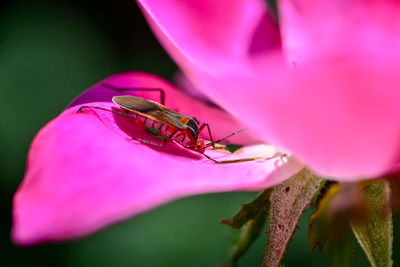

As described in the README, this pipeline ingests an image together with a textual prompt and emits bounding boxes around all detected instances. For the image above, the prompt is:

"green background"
[0,0,398,266]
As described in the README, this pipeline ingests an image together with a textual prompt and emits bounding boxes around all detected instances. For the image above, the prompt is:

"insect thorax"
[186,118,199,137]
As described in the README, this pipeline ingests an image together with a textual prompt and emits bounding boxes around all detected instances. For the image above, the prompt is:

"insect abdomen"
[136,114,192,146]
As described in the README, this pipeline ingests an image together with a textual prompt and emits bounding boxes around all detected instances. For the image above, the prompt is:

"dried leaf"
[263,168,324,267]
[350,180,392,267]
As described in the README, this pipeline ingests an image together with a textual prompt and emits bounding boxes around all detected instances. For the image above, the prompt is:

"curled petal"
[137,0,281,76]
[12,102,302,245]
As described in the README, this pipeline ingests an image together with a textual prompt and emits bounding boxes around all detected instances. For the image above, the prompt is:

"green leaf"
[221,190,271,266]
[223,209,268,267]
[308,183,360,267]
[350,180,392,267]
[387,176,400,212]
[263,168,324,267]
[328,233,353,267]
[221,189,271,230]
[308,182,367,251]
[308,184,341,252]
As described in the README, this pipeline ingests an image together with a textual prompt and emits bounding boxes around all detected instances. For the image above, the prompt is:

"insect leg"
[103,83,166,105]
[198,123,216,148]
[202,153,283,164]
[201,153,221,163]
[201,152,259,164]
[198,123,246,149]
[204,128,246,148]
[77,105,137,119]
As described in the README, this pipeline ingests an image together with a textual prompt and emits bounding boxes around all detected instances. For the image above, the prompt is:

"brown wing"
[113,95,159,113]
[146,110,187,129]
[158,105,192,119]
[112,95,188,130]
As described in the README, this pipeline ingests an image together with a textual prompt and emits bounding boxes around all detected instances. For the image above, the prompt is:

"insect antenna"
[204,128,246,148]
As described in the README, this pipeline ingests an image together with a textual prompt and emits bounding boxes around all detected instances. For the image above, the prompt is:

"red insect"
[78,84,244,163]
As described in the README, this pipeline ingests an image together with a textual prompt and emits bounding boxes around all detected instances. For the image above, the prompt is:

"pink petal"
[278,0,400,64]
[138,1,400,179]
[12,102,302,245]
[137,0,281,76]
[173,70,211,103]
[217,56,400,180]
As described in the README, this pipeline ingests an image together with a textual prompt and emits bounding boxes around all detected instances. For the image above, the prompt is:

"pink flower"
[13,0,400,246]
[137,0,400,178]
[12,72,302,245]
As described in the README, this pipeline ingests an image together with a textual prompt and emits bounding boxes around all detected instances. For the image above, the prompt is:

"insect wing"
[112,95,187,130]
[149,109,187,130]
[113,95,159,113]
[158,105,192,119]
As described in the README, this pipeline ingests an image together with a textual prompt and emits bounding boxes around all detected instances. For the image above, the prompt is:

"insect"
[77,85,245,163]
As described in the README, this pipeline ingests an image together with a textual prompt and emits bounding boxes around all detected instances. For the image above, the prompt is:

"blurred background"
[0,0,398,266]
